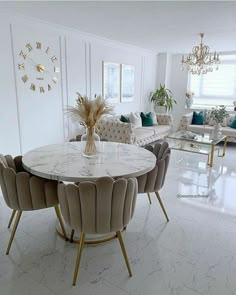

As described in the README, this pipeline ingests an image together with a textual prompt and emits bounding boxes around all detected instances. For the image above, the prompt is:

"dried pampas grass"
[66,93,113,156]
[67,93,113,128]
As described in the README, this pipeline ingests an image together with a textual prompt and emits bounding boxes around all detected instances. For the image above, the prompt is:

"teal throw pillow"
[192,111,204,125]
[140,112,154,126]
[230,116,236,129]
[120,115,131,123]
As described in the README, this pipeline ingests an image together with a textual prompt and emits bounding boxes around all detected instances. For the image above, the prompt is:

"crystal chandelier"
[181,33,220,75]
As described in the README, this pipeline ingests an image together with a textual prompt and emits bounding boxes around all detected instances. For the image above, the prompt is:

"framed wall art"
[121,64,135,102]
[102,62,120,104]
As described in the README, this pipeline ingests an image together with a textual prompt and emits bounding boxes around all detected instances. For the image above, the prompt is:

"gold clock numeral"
[52,77,58,84]
[22,75,28,83]
[39,86,45,93]
[51,56,57,63]
[18,63,25,70]
[54,67,60,73]
[36,42,41,49]
[48,84,51,91]
[30,83,36,91]
[26,43,33,52]
[19,50,27,59]
[46,47,50,54]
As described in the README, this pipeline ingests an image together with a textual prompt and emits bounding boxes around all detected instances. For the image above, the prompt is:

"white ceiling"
[2,1,236,53]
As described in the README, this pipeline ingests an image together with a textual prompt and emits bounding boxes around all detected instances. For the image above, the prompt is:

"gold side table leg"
[208,144,214,168]
[218,136,228,157]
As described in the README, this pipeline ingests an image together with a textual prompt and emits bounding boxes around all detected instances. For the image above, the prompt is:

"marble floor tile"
[0,144,236,294]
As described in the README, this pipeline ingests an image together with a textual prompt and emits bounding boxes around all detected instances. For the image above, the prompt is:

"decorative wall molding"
[0,12,157,155]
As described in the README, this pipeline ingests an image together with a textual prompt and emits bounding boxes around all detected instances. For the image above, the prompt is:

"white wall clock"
[17,42,60,93]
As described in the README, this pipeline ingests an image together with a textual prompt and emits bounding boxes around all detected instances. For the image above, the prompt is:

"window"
[188,54,236,108]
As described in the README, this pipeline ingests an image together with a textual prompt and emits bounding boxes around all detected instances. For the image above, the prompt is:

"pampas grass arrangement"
[67,93,113,156]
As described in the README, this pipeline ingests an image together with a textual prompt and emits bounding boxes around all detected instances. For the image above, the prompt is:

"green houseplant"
[209,105,229,124]
[209,105,229,139]
[150,84,176,113]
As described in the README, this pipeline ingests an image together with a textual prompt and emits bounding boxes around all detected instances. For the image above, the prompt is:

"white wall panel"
[0,19,21,156]
[0,12,157,154]
[90,40,143,115]
[11,23,64,153]
[65,35,87,139]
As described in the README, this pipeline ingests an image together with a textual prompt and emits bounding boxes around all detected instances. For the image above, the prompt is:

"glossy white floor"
[0,144,236,295]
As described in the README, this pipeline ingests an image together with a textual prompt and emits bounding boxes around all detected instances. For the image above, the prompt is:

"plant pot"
[186,97,193,108]
[154,105,166,114]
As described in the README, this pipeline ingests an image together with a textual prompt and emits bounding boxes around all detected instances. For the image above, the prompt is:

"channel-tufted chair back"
[137,142,171,193]
[136,142,171,222]
[0,154,67,254]
[58,177,137,234]
[0,154,58,210]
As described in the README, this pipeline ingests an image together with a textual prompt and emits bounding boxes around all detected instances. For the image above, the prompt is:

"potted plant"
[209,105,229,139]
[150,84,176,113]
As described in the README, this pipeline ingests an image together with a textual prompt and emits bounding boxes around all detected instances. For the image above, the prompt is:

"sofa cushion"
[134,127,155,141]
[134,125,170,142]
[141,112,154,126]
[187,124,214,133]
[192,111,204,125]
[120,115,131,123]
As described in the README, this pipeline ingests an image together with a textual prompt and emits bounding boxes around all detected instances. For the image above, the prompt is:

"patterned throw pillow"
[140,112,154,126]
[192,111,204,125]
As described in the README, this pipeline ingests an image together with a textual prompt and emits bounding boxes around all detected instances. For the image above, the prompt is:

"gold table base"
[56,225,121,245]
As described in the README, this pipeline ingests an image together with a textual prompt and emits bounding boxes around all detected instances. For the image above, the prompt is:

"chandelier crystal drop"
[181,33,220,75]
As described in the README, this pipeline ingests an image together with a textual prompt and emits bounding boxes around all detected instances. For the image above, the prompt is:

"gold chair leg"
[7,209,17,228]
[155,191,169,222]
[54,205,68,241]
[147,193,152,204]
[6,210,22,255]
[116,230,132,277]
[70,229,75,243]
[73,232,85,286]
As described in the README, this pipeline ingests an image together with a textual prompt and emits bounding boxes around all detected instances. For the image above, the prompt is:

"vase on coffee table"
[212,123,222,140]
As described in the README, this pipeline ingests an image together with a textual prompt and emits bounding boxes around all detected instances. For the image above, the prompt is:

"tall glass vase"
[81,126,100,157]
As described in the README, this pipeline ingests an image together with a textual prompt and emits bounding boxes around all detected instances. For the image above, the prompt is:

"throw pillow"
[230,116,236,129]
[140,112,154,126]
[120,115,131,123]
[192,111,204,125]
[151,112,158,125]
[130,112,142,128]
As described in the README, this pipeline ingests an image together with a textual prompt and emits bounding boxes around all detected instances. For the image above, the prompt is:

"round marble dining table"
[22,141,156,182]
[22,142,156,243]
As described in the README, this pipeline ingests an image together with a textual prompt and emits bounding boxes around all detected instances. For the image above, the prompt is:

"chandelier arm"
[181,33,220,75]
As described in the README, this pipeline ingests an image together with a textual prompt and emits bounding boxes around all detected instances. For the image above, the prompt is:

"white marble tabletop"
[22,142,156,182]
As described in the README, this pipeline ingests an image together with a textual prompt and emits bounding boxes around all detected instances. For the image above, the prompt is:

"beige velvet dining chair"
[137,142,171,222]
[58,176,138,285]
[0,154,67,254]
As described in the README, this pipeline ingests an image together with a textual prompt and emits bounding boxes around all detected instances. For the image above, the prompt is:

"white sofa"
[96,113,173,146]
[179,111,236,143]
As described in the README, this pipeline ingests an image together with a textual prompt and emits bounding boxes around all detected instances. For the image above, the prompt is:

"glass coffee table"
[167,131,227,167]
